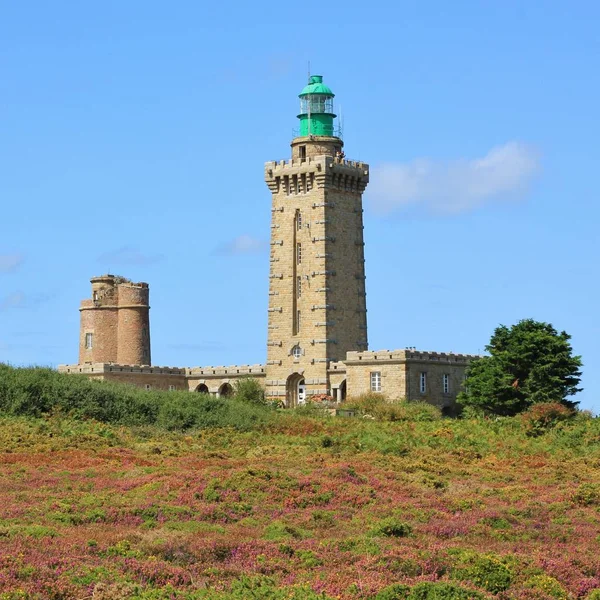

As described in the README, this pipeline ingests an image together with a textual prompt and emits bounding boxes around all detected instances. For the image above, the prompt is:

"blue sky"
[1,2,599,411]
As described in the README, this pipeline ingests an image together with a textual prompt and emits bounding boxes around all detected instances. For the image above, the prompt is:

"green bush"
[234,377,266,405]
[521,402,574,436]
[374,583,411,599]
[451,553,512,593]
[373,517,412,538]
[572,483,600,507]
[586,590,600,600]
[407,581,486,599]
[344,394,441,422]
[0,364,273,431]
[523,575,569,599]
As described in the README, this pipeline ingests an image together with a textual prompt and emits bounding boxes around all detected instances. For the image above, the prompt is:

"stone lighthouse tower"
[264,75,369,406]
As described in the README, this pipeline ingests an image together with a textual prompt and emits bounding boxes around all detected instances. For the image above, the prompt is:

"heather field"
[1,369,600,599]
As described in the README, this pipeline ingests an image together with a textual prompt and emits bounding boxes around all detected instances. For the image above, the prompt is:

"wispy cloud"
[0,253,24,273]
[97,246,164,266]
[0,291,52,312]
[0,291,26,311]
[214,235,268,256]
[368,142,541,215]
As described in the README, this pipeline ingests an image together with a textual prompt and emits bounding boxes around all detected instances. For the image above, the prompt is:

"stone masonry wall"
[264,137,369,405]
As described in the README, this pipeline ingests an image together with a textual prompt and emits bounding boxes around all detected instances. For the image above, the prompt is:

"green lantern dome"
[299,75,335,98]
[297,75,339,138]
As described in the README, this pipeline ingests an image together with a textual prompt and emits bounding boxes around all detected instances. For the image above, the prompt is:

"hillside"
[0,366,599,599]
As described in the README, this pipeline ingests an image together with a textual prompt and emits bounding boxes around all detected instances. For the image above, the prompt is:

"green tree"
[458,319,582,416]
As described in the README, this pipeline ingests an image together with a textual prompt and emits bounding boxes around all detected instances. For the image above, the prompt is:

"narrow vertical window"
[296,210,302,230]
[299,145,306,162]
[443,374,450,394]
[419,372,427,394]
[297,276,302,298]
[370,371,381,392]
[296,242,302,264]
[301,173,307,193]
[93,291,98,302]
[85,333,93,349]
[296,310,301,332]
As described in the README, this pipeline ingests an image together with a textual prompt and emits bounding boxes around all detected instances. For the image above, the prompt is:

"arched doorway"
[195,384,209,394]
[218,383,233,398]
[338,380,347,402]
[286,373,305,408]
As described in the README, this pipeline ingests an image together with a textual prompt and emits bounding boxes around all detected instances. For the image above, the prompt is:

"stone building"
[59,75,477,410]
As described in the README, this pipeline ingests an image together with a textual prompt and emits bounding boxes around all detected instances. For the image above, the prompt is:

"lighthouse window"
[296,243,302,265]
[297,276,302,298]
[296,210,302,230]
[292,345,302,359]
[85,333,93,349]
[299,145,306,162]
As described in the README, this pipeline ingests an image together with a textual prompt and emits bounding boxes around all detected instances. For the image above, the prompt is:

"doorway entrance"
[286,373,305,408]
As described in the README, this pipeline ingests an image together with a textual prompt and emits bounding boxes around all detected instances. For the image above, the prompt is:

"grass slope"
[0,366,600,599]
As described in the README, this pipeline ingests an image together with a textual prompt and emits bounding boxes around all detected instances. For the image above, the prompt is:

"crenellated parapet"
[345,349,479,365]
[185,364,265,377]
[59,363,185,376]
[265,156,369,194]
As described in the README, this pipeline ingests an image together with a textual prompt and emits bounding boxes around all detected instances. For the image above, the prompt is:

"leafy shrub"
[373,517,412,538]
[524,575,569,599]
[374,583,411,599]
[234,377,266,405]
[0,364,274,431]
[586,591,600,600]
[572,483,600,507]
[521,402,574,436]
[407,581,486,599]
[344,393,441,422]
[451,552,512,593]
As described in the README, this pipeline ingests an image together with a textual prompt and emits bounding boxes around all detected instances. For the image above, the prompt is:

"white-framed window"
[169,385,176,391]
[296,242,302,264]
[370,371,381,392]
[85,333,93,349]
[297,276,302,298]
[419,372,427,394]
[443,374,450,394]
[296,310,301,332]
[145,384,152,391]
[296,211,302,230]
[292,345,302,359]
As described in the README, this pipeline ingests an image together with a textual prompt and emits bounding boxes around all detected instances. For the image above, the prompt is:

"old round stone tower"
[78,275,151,366]
[264,75,370,406]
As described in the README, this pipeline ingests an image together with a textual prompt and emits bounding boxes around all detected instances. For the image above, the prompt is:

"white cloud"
[97,246,163,266]
[0,291,51,312]
[368,142,540,215]
[0,253,24,273]
[215,235,268,256]
[0,291,26,311]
